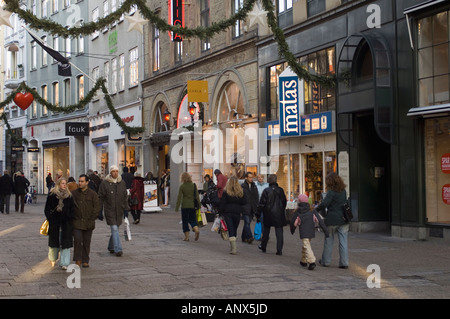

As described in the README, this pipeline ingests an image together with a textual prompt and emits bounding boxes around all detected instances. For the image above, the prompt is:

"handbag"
[343,200,353,222]
[40,219,49,236]
[254,221,262,240]
[196,209,207,227]
[129,197,139,206]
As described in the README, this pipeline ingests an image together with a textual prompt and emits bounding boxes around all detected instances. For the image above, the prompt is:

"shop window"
[425,117,450,224]
[270,154,299,201]
[417,11,450,107]
[95,142,109,178]
[155,103,170,132]
[217,82,245,123]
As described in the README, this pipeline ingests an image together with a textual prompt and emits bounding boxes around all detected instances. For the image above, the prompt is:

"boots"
[193,226,200,241]
[183,232,190,241]
[229,237,237,255]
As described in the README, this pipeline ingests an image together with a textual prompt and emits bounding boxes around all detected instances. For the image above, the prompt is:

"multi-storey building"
[25,0,90,193]
[87,0,144,178]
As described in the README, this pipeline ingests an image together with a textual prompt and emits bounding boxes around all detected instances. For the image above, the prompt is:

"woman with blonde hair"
[175,172,201,241]
[219,175,246,254]
[44,177,74,269]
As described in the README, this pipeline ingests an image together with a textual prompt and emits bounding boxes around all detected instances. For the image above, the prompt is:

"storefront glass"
[43,144,70,180]
[425,117,450,224]
[95,142,109,178]
[303,152,324,204]
[117,139,136,173]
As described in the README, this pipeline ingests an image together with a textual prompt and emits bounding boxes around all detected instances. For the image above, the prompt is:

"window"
[93,67,100,99]
[200,0,210,51]
[65,36,71,58]
[174,41,182,64]
[119,54,125,91]
[278,0,293,28]
[32,88,38,118]
[42,36,48,66]
[103,1,109,32]
[153,26,160,72]
[104,61,110,90]
[129,47,138,86]
[78,35,84,54]
[111,57,117,93]
[232,0,244,39]
[268,62,288,120]
[77,76,84,102]
[31,41,37,70]
[307,0,325,17]
[64,0,70,9]
[64,79,71,105]
[92,8,99,39]
[417,11,450,106]
[53,82,59,108]
[41,85,48,116]
[51,0,58,14]
[53,36,59,63]
[41,0,48,18]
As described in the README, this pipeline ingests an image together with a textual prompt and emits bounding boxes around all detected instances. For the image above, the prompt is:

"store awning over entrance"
[403,0,447,15]
[407,103,450,117]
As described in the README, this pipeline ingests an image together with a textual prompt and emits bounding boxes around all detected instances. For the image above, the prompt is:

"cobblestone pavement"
[1,195,450,300]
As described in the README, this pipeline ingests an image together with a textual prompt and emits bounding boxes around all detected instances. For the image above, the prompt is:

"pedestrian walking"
[219,176,247,255]
[202,174,215,192]
[130,172,145,224]
[175,172,201,241]
[71,174,100,268]
[98,165,129,257]
[257,174,287,255]
[67,177,78,192]
[160,169,169,206]
[164,170,170,206]
[46,173,54,194]
[290,194,329,270]
[241,172,259,244]
[255,174,269,237]
[0,170,14,214]
[44,178,74,269]
[13,171,30,213]
[316,172,349,269]
[214,169,228,199]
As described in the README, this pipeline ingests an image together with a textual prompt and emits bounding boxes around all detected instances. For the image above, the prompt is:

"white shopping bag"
[124,217,132,241]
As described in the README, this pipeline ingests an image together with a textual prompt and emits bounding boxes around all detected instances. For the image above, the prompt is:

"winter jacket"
[257,183,287,228]
[122,172,134,189]
[130,177,145,211]
[0,174,14,195]
[219,190,247,216]
[72,187,100,231]
[175,182,201,211]
[241,181,259,216]
[98,174,129,226]
[13,175,30,194]
[44,193,74,249]
[216,173,228,198]
[315,190,348,226]
[290,202,329,238]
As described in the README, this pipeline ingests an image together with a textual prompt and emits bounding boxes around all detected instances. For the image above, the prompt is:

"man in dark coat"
[13,171,30,213]
[98,165,129,256]
[72,174,100,267]
[257,174,287,255]
[241,172,259,244]
[0,170,14,214]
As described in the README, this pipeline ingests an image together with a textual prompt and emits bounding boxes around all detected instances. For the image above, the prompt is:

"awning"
[403,0,448,15]
[407,103,450,117]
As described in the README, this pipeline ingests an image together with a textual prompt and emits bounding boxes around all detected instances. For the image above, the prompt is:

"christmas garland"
[0,78,145,144]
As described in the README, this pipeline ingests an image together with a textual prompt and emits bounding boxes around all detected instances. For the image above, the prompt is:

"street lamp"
[164,109,171,122]
[188,103,196,125]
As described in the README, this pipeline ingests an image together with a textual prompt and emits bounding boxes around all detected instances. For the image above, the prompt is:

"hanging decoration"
[125,11,148,34]
[13,92,34,111]
[0,6,13,29]
[247,1,268,29]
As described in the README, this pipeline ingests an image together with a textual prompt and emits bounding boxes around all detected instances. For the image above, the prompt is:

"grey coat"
[290,202,329,239]
[98,174,129,226]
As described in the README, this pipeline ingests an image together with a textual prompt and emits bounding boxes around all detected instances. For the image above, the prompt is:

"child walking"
[290,194,329,270]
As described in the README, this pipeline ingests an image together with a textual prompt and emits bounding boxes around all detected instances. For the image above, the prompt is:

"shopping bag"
[196,209,205,227]
[219,217,229,240]
[254,221,262,241]
[211,216,221,232]
[40,219,49,236]
[124,217,132,241]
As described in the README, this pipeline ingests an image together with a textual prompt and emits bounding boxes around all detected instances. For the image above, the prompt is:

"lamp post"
[188,102,196,125]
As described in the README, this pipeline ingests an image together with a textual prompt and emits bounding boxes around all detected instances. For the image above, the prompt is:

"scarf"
[54,188,70,212]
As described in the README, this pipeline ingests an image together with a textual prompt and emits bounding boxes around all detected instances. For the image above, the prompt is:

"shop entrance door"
[355,114,391,222]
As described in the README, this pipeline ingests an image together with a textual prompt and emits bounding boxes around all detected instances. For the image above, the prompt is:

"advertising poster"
[143,181,162,212]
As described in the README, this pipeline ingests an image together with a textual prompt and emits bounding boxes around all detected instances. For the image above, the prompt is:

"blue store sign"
[300,111,334,136]
[279,68,304,137]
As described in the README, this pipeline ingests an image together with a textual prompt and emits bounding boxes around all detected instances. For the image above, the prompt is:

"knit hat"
[110,165,119,172]
[298,194,309,203]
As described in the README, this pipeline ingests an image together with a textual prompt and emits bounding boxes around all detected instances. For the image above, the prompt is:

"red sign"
[443,184,450,205]
[442,153,450,174]
[168,0,184,42]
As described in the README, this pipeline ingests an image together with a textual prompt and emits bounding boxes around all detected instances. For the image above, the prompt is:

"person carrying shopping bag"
[175,172,201,241]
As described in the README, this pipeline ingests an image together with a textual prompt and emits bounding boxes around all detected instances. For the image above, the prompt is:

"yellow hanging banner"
[187,80,209,103]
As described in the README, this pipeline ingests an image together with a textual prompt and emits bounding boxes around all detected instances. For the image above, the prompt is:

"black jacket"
[44,193,75,249]
[219,191,247,215]
[257,183,287,228]
[290,202,329,239]
[241,181,259,216]
[13,175,30,194]
[0,174,14,195]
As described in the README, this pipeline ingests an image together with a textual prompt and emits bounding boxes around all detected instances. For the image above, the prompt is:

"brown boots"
[183,226,200,241]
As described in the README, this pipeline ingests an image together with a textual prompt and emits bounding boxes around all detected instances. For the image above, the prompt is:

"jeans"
[321,223,349,267]
[260,226,284,253]
[241,214,253,241]
[48,247,71,267]
[108,225,123,253]
[223,214,240,238]
[181,208,198,233]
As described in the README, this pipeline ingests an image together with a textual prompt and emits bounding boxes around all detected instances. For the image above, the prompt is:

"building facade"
[25,0,90,193]
[87,0,144,178]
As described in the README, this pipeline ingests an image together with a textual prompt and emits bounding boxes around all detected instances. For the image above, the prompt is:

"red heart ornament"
[13,92,34,111]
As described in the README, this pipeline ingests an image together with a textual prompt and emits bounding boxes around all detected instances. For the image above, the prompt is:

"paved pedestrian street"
[1,195,450,301]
